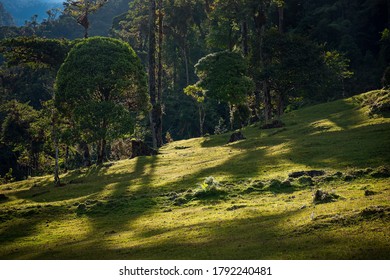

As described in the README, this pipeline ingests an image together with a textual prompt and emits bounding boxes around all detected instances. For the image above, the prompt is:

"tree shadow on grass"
[24,206,390,259]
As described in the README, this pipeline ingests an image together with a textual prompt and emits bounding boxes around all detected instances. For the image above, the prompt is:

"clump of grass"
[193,176,226,199]
[360,90,390,116]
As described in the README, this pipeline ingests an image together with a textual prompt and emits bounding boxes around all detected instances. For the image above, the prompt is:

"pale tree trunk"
[182,46,190,86]
[51,109,60,186]
[198,103,205,136]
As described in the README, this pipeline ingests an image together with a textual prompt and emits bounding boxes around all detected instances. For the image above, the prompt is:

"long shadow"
[0,155,160,259]
[26,205,390,259]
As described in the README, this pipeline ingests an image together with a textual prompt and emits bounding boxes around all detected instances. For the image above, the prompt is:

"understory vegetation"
[0,92,389,259]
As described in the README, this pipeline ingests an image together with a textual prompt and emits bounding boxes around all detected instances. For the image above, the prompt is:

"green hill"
[0,90,389,259]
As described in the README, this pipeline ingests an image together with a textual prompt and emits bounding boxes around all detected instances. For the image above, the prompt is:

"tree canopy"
[55,37,150,164]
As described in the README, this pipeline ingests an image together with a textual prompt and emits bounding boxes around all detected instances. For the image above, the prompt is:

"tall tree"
[148,0,158,148]
[55,37,150,164]
[63,0,108,38]
[192,51,254,128]
[0,37,73,185]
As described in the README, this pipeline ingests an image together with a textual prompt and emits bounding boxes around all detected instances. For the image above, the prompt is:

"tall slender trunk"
[97,138,106,165]
[263,81,272,122]
[278,6,284,33]
[51,109,60,186]
[276,92,284,118]
[241,20,249,56]
[80,141,91,167]
[148,0,157,149]
[64,145,69,172]
[156,0,163,147]
[198,104,205,136]
[183,47,190,86]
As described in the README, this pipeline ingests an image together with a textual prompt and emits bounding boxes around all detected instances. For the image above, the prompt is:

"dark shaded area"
[227,131,246,143]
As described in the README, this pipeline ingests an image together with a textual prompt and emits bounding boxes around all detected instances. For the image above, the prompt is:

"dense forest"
[0,0,389,182]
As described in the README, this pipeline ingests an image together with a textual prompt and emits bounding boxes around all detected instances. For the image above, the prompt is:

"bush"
[194,176,225,198]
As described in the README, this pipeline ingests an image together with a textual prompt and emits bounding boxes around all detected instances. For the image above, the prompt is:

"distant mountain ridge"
[1,0,63,26]
[0,2,14,26]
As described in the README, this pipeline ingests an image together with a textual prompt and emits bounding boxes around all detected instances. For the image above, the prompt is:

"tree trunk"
[276,92,284,118]
[64,145,69,172]
[278,6,284,33]
[156,0,163,147]
[241,20,249,56]
[198,104,205,136]
[51,109,60,186]
[97,138,106,165]
[263,81,272,122]
[148,0,157,149]
[80,141,91,167]
[183,47,190,86]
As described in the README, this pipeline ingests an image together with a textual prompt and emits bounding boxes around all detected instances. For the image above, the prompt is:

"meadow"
[0,90,389,259]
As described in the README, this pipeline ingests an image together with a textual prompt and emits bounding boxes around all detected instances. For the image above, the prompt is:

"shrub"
[194,176,225,198]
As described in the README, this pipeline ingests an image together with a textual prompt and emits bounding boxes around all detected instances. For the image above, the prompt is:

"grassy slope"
[0,91,389,260]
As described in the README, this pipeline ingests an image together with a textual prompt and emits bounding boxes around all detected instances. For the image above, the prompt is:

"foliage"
[0,100,50,178]
[55,37,150,163]
[63,0,108,38]
[195,51,253,105]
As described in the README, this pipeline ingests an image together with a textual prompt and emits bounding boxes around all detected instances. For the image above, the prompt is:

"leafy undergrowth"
[0,91,389,260]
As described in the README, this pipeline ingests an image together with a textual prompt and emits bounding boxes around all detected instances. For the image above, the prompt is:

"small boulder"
[364,190,376,196]
[228,131,246,143]
[313,189,339,204]
[289,170,325,178]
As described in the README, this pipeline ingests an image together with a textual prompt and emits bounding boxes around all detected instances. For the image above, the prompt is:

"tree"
[0,37,73,185]
[55,37,150,164]
[0,100,47,179]
[262,30,325,116]
[193,51,253,128]
[63,0,108,38]
[184,84,206,136]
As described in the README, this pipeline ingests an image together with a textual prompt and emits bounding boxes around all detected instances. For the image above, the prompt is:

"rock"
[370,166,390,178]
[261,120,285,129]
[130,140,157,159]
[77,203,86,211]
[0,194,9,201]
[306,170,326,177]
[242,187,257,194]
[228,131,246,143]
[343,175,355,181]
[364,190,376,196]
[173,197,187,206]
[289,170,325,178]
[288,171,306,178]
[226,205,247,211]
[297,176,313,186]
[313,190,339,204]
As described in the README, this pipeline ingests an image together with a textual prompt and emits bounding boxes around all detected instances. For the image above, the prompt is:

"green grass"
[0,91,389,259]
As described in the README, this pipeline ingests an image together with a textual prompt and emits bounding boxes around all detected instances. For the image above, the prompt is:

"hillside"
[1,0,62,25]
[0,91,389,260]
